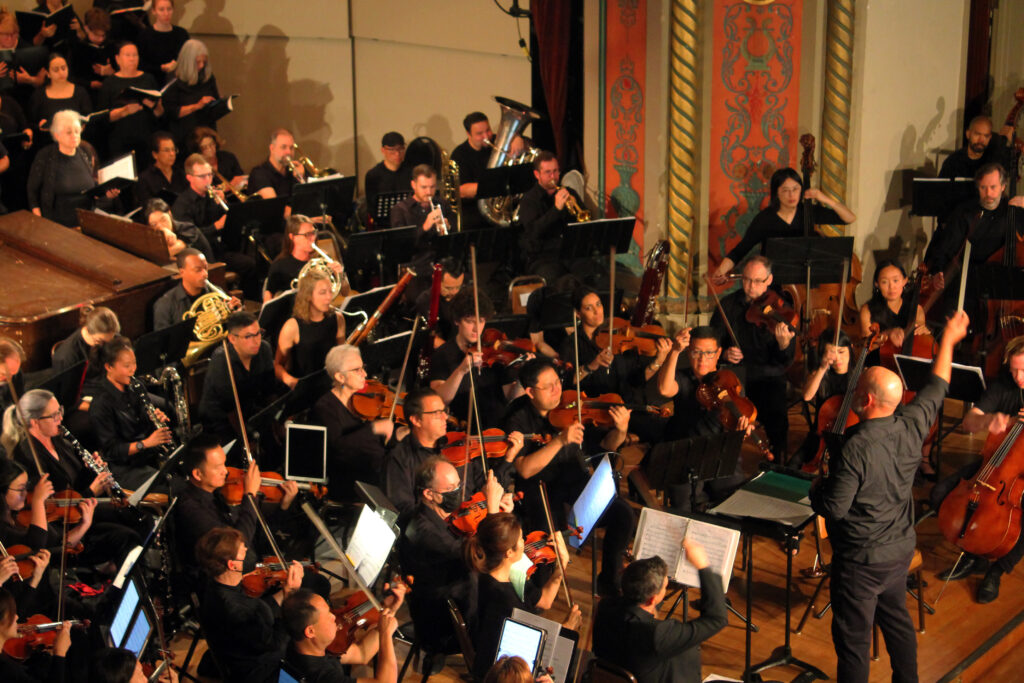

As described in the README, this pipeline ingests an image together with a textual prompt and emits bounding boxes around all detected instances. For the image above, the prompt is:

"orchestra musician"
[524,275,584,360]
[810,311,968,683]
[191,126,246,193]
[592,541,727,683]
[711,256,795,458]
[0,338,25,430]
[484,657,554,683]
[428,290,522,424]
[162,38,220,146]
[28,110,120,228]
[397,457,511,653]
[516,151,586,282]
[364,131,410,221]
[144,198,208,260]
[134,132,188,208]
[198,312,282,445]
[249,128,305,201]
[275,271,346,389]
[139,0,190,85]
[97,41,162,162]
[504,357,635,596]
[90,646,179,683]
[795,331,854,469]
[152,249,239,331]
[88,336,171,489]
[413,256,465,344]
[264,215,343,303]
[281,587,402,683]
[389,164,454,233]
[467,512,581,681]
[859,260,926,357]
[710,167,855,285]
[450,111,493,230]
[0,588,71,683]
[194,526,301,683]
[51,304,120,380]
[311,345,395,501]
[939,115,1014,181]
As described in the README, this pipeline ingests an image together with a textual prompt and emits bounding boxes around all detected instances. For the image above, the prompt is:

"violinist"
[311,345,395,501]
[466,512,581,682]
[485,656,554,683]
[858,260,926,360]
[0,588,71,683]
[809,311,968,683]
[592,541,727,683]
[428,290,522,423]
[89,647,178,683]
[712,256,795,458]
[198,312,282,446]
[924,163,1024,324]
[195,526,301,683]
[937,336,1024,601]
[276,271,347,390]
[504,358,635,595]
[710,167,855,285]
[802,332,852,408]
[384,389,520,515]
[88,337,170,489]
[397,457,511,652]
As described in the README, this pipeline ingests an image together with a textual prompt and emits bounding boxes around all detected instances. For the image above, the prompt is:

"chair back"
[446,598,475,673]
[584,656,638,683]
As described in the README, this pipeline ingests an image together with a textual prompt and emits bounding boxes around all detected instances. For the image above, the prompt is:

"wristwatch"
[136,440,146,452]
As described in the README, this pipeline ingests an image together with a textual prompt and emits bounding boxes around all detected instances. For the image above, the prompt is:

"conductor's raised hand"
[943,310,970,346]
[682,538,709,570]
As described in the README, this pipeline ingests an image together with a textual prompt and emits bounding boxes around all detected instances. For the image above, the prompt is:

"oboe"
[129,378,174,458]
[58,425,127,502]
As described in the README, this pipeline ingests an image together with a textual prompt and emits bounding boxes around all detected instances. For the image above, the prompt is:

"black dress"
[310,390,386,500]
[290,315,338,379]
[162,75,220,146]
[96,72,160,161]
[138,25,190,84]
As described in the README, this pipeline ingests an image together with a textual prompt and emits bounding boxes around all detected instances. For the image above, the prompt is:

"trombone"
[214,169,250,202]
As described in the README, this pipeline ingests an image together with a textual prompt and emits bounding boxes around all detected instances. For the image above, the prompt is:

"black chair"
[583,657,638,683]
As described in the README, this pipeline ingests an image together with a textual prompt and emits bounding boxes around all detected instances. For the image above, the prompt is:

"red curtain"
[532,0,571,165]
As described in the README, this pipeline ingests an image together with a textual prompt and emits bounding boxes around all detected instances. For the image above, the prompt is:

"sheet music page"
[632,508,686,576]
[709,489,812,527]
[345,505,396,586]
[548,634,575,683]
[99,153,136,183]
[511,608,562,677]
[703,675,743,682]
[682,518,740,592]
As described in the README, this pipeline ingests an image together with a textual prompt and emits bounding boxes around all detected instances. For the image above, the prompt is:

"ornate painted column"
[819,0,855,237]
[665,0,701,304]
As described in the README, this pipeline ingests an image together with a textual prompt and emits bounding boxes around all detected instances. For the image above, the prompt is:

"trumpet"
[560,186,591,222]
[430,199,449,236]
[283,155,302,182]
[292,143,336,179]
[214,169,250,202]
[207,185,230,212]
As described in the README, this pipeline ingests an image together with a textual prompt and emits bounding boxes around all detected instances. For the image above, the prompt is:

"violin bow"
[461,389,475,500]
[957,241,972,312]
[607,246,616,374]
[388,316,420,423]
[682,248,693,325]
[833,258,850,347]
[704,273,742,349]
[467,246,487,476]
[222,339,255,467]
[6,379,44,477]
[0,539,22,583]
[538,481,574,609]
[248,492,288,574]
[571,312,583,426]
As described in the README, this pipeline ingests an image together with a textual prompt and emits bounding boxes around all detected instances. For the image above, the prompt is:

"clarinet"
[129,377,175,459]
[58,425,127,502]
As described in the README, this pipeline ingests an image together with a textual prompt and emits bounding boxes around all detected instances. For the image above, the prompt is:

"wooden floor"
[171,397,1024,682]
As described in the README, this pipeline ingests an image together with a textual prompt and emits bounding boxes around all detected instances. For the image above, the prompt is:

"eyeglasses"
[422,408,448,418]
[342,365,365,374]
[39,406,64,421]
[297,230,318,239]
[741,276,770,285]
[8,486,27,494]
[690,349,719,358]
[192,172,213,179]
[232,329,265,341]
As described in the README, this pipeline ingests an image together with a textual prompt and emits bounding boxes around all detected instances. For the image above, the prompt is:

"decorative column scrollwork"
[819,0,854,237]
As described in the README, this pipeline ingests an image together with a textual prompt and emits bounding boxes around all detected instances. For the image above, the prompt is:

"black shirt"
[516,182,580,264]
[51,327,89,373]
[813,369,850,409]
[427,337,509,427]
[173,481,260,565]
[975,373,1023,415]
[163,75,220,144]
[26,145,96,227]
[724,204,843,265]
[593,568,727,683]
[810,374,948,563]
[265,254,305,297]
[450,140,489,228]
[212,149,245,182]
[0,652,65,683]
[249,159,298,198]
[28,85,92,132]
[662,368,723,441]
[311,390,387,500]
[389,194,453,230]
[152,283,202,331]
[560,329,648,403]
[384,436,443,515]
[925,198,1023,273]
[290,316,339,379]
[198,341,280,444]
[135,164,188,208]
[88,376,153,466]
[939,133,1012,180]
[364,160,411,220]
[285,649,355,683]
[201,580,287,683]
[712,289,795,380]
[139,25,190,83]
[172,186,226,247]
[472,573,542,680]
[97,72,159,156]
[867,296,912,331]
[15,434,93,495]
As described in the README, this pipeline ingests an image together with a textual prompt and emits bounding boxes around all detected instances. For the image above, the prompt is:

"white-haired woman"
[162,38,219,146]
[26,109,119,226]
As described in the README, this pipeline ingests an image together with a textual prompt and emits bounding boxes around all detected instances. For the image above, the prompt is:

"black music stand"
[36,360,87,408]
[373,191,411,226]
[222,196,288,252]
[247,369,330,465]
[290,176,357,229]
[258,291,295,354]
[133,318,197,374]
[559,217,635,260]
[643,431,745,512]
[476,163,535,200]
[345,225,419,286]
[429,227,517,264]
[911,178,975,218]
[486,315,531,340]
[360,330,414,381]
[711,468,822,683]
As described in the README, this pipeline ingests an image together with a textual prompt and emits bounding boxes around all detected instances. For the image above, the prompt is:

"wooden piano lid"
[0,211,171,322]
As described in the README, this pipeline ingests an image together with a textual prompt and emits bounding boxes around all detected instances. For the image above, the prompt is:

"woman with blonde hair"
[275,271,346,389]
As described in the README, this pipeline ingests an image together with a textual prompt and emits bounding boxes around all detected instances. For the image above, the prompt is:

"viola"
[448,490,525,536]
[2,615,89,659]
[695,370,774,461]
[240,556,321,598]
[594,319,670,357]
[219,467,327,506]
[441,429,549,467]
[350,379,406,423]
[327,576,412,656]
[523,526,583,576]
[548,390,670,430]
[745,289,799,334]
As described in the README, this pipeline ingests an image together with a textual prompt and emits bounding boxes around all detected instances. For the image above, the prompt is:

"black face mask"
[438,489,463,513]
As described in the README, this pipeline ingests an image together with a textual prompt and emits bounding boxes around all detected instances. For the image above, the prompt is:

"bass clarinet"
[58,425,128,502]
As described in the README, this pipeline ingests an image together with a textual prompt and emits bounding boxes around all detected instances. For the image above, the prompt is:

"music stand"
[36,360,87,408]
[486,316,531,340]
[133,318,196,374]
[643,432,744,511]
[345,225,419,286]
[559,218,635,260]
[247,369,331,462]
[894,354,985,479]
[360,330,414,381]
[222,196,288,252]
[373,191,411,226]
[355,481,400,530]
[476,163,535,200]
[428,227,516,265]
[258,290,295,354]
[290,175,357,229]
[911,177,975,218]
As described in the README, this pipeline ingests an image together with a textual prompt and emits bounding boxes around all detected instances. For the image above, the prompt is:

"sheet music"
[633,508,685,572]
[703,675,743,682]
[710,489,812,527]
[345,505,396,585]
[98,153,136,183]
[683,519,739,592]
[633,508,739,591]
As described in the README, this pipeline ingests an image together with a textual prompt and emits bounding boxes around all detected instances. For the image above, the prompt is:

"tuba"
[292,242,349,298]
[478,96,542,227]
[182,281,233,365]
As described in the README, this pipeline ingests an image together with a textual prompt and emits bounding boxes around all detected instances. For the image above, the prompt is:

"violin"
[447,490,525,536]
[440,429,549,467]
[523,526,583,576]
[350,379,406,423]
[695,370,774,461]
[240,556,321,598]
[15,489,100,526]
[593,318,670,357]
[547,390,669,430]
[2,615,89,659]
[745,289,799,333]
[326,575,412,656]
[219,467,327,506]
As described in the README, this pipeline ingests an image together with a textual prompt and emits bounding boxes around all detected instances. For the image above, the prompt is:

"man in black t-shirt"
[516,151,585,281]
[388,163,454,232]
[939,115,1014,181]
[250,128,305,200]
[449,111,493,229]
[152,248,240,330]
[364,131,411,225]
